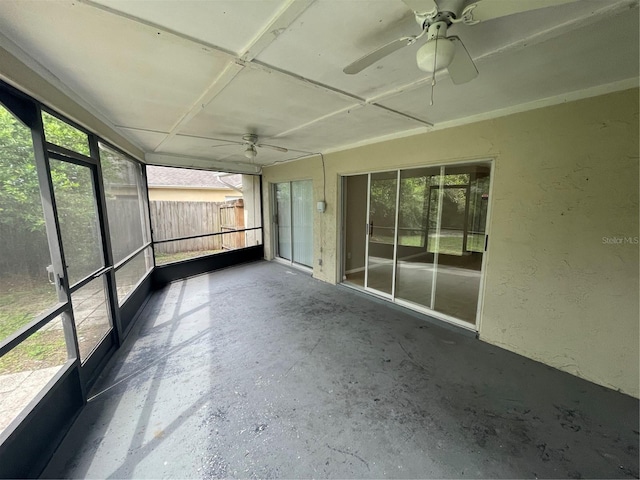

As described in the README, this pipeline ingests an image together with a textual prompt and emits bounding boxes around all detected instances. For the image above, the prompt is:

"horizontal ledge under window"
[46,143,96,165]
[153,227,262,245]
[68,266,113,294]
[154,229,263,266]
[113,242,153,272]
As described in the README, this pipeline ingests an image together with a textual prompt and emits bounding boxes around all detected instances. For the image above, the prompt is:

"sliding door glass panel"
[395,167,440,308]
[275,183,292,261]
[291,180,313,267]
[467,173,490,253]
[71,276,111,362]
[433,165,489,323]
[366,171,397,296]
[50,160,103,286]
[344,175,368,287]
[0,104,60,343]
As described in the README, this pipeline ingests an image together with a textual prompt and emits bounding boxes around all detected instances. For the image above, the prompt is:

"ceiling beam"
[145,152,261,174]
[241,0,315,61]
[82,0,432,143]
[153,61,245,152]
[101,0,314,156]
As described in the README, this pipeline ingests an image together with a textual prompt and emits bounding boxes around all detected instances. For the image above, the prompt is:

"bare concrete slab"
[43,261,639,479]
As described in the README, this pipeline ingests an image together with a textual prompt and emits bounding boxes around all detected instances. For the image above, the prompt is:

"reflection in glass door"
[433,166,490,322]
[365,171,398,297]
[343,163,491,327]
[275,183,292,261]
[394,167,440,309]
[291,180,313,267]
[50,158,114,363]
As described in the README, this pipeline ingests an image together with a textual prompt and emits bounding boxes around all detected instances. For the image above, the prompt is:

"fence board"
[150,200,244,254]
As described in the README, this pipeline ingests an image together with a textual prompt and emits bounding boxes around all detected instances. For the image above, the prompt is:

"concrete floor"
[43,261,638,479]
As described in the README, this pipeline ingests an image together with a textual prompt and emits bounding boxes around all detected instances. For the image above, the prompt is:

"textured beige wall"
[263,88,640,398]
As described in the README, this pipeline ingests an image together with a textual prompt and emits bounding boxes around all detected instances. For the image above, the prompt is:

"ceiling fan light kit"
[244,144,258,159]
[416,23,455,73]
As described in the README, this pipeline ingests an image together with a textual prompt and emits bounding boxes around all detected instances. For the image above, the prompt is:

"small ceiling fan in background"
[344,0,578,86]
[210,133,288,160]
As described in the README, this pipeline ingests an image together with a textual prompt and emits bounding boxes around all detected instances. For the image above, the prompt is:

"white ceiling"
[0,0,638,172]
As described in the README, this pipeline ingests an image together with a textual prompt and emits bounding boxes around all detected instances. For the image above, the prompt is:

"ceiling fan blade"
[344,36,414,74]
[257,143,288,153]
[209,143,241,148]
[401,0,437,14]
[447,37,478,85]
[463,0,579,24]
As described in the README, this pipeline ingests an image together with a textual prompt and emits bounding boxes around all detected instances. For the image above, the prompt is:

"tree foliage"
[0,105,99,281]
[369,171,489,250]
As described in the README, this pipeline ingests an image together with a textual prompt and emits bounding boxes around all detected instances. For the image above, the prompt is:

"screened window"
[148,166,262,265]
[0,102,72,437]
[50,160,104,285]
[41,111,90,156]
[0,315,69,433]
[99,142,152,304]
[0,103,60,343]
[100,143,150,263]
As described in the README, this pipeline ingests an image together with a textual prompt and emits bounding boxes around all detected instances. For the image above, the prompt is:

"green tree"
[0,104,99,281]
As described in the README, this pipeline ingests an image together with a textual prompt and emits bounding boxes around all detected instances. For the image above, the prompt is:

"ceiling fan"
[343,0,578,85]
[211,133,288,160]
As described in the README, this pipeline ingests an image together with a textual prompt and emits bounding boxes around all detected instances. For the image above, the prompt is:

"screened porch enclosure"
[0,81,264,477]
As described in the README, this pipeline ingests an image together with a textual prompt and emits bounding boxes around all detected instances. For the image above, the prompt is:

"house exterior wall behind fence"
[262,88,640,398]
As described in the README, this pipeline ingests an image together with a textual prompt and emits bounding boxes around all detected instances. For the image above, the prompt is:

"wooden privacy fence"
[220,202,245,250]
[150,199,244,254]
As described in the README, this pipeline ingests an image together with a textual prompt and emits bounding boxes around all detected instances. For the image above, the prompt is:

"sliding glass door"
[432,165,490,322]
[275,183,292,260]
[274,180,313,268]
[394,167,441,309]
[365,171,397,297]
[343,163,491,327]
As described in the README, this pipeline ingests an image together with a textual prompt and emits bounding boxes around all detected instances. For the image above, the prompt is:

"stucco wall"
[262,88,640,398]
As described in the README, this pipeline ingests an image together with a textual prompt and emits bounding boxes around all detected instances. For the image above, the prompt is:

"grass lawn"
[0,276,67,374]
[371,233,485,256]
